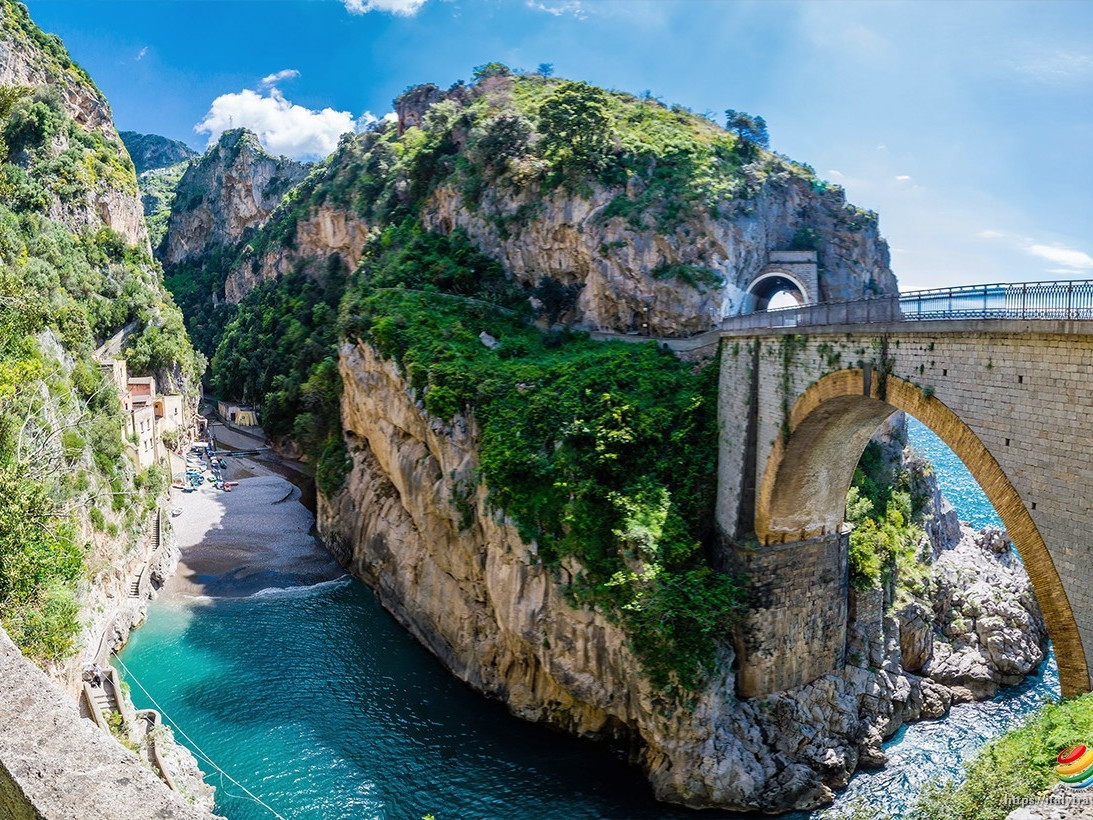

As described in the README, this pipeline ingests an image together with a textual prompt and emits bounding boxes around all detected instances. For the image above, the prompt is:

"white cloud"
[527,0,587,17]
[895,175,911,182]
[260,69,300,88]
[977,229,1005,240]
[136,46,148,61]
[1013,49,1093,83]
[356,110,396,131]
[1027,243,1093,270]
[342,0,427,15]
[195,86,356,161]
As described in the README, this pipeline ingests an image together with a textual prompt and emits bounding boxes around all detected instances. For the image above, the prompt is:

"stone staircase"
[127,510,161,600]
[82,667,128,736]
[86,675,121,720]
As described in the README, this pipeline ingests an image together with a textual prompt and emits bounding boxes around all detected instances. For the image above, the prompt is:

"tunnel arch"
[754,369,1089,697]
[743,271,810,312]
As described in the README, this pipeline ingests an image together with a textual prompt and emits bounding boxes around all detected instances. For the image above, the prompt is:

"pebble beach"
[163,453,344,600]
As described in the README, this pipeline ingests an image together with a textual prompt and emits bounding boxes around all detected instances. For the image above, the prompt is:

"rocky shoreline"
[70,495,218,813]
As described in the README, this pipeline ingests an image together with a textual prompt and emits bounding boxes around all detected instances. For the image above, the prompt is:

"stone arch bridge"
[705,281,1093,700]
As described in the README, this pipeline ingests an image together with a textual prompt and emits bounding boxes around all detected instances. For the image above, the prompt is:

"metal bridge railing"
[722,280,1093,331]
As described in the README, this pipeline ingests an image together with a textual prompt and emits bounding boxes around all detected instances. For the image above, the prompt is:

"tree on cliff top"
[724,108,769,150]
[537,80,613,176]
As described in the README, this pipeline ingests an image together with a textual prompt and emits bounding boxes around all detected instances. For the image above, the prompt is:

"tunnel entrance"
[744,271,809,313]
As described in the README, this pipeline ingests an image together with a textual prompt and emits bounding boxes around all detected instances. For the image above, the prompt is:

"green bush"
[908,694,1093,820]
[845,441,925,590]
[315,434,352,496]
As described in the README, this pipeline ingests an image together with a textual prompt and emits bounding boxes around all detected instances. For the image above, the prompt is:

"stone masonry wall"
[726,533,849,697]
[716,321,1093,696]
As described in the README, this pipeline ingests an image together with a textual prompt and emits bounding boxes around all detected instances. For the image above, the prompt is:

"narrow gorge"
[0,6,1068,818]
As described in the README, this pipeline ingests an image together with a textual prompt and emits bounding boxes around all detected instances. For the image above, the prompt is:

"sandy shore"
[163,454,344,599]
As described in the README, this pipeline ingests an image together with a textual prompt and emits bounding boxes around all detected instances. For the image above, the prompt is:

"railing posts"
[718,278,1093,331]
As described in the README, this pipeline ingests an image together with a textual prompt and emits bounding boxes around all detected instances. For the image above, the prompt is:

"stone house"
[216,400,260,427]
[96,358,190,469]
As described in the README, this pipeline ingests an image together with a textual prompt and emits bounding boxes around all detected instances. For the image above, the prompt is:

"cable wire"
[110,652,288,820]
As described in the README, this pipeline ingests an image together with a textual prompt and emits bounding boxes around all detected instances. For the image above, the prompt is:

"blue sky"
[20,0,1093,291]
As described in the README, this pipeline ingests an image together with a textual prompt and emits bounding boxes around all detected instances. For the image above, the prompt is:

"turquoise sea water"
[119,583,740,819]
[118,417,1056,819]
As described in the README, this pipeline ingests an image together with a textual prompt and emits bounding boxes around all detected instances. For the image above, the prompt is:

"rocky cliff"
[319,341,1047,812]
[220,72,894,336]
[0,5,211,815]
[161,128,308,264]
[0,1,147,247]
[120,130,198,173]
[223,202,369,303]
[0,2,112,138]
[422,173,890,337]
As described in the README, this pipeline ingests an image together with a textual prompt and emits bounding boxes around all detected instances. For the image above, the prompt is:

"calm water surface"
[119,417,1056,818]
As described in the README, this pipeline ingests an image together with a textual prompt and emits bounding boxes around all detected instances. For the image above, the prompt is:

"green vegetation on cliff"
[167,65,859,691]
[209,256,347,493]
[0,13,201,660]
[905,693,1093,819]
[159,128,309,358]
[137,159,192,249]
[335,220,743,691]
[846,439,928,591]
[0,0,95,90]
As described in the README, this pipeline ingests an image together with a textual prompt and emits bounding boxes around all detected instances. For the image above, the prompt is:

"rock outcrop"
[924,526,1048,701]
[120,130,199,173]
[0,628,217,819]
[0,2,115,139]
[219,75,895,333]
[224,202,369,303]
[319,341,1049,813]
[162,128,308,264]
[423,175,892,338]
[0,0,147,246]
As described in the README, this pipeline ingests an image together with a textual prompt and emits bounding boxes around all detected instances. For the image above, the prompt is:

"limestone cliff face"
[216,74,894,331]
[120,131,198,174]
[424,176,892,338]
[227,169,891,335]
[162,128,308,264]
[0,2,148,247]
[320,342,1049,813]
[46,162,148,249]
[223,203,369,303]
[0,4,114,139]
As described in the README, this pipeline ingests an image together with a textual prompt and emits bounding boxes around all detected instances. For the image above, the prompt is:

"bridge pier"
[725,532,849,698]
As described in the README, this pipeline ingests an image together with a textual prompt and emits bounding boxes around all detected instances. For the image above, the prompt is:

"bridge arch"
[755,369,1089,697]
